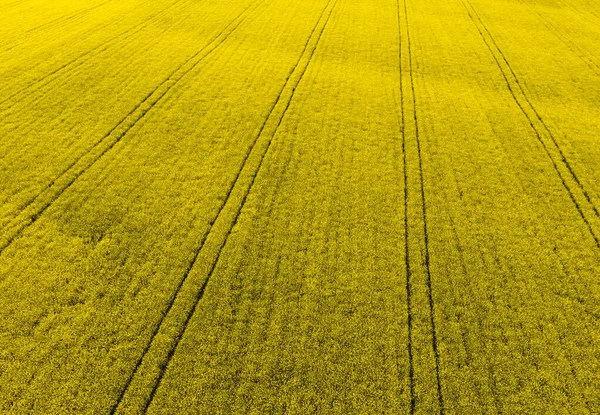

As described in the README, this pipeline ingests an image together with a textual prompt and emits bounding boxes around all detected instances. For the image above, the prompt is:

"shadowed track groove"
[0,0,267,257]
[398,0,445,411]
[0,0,186,110]
[2,0,600,412]
[396,0,415,411]
[0,0,118,52]
[517,0,600,77]
[108,0,338,412]
[0,0,28,13]
[463,0,600,249]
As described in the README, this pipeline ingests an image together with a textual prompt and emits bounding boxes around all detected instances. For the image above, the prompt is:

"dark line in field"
[462,0,600,249]
[0,0,187,218]
[558,0,600,25]
[0,0,184,111]
[0,0,27,10]
[466,1,600,221]
[396,0,415,411]
[569,0,600,22]
[403,0,445,412]
[0,0,187,227]
[0,0,265,257]
[227,139,295,400]
[0,0,28,13]
[0,0,117,52]
[518,0,600,77]
[140,1,337,411]
[108,0,336,412]
[467,14,600,405]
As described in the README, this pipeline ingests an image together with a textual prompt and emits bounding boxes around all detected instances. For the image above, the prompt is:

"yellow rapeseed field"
[1,0,599,413]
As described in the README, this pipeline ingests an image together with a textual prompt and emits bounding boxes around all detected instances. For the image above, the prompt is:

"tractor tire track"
[0,0,186,110]
[463,0,600,249]
[396,0,415,410]
[226,139,295,405]
[574,0,600,22]
[517,0,600,78]
[402,0,445,412]
[0,0,269,256]
[0,0,118,52]
[466,0,600,216]
[572,4,600,25]
[109,0,338,412]
[0,0,28,13]
[554,0,599,27]
[466,1,600,220]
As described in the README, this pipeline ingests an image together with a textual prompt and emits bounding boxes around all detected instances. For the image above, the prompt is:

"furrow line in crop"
[226,142,295,400]
[555,0,599,26]
[517,0,600,77]
[109,1,338,412]
[396,0,415,410]
[469,1,600,219]
[463,0,600,249]
[403,0,445,415]
[398,0,444,410]
[0,0,118,52]
[467,0,600,218]
[403,0,445,412]
[0,0,186,109]
[577,0,600,21]
[137,0,337,413]
[0,0,28,13]
[0,0,269,257]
